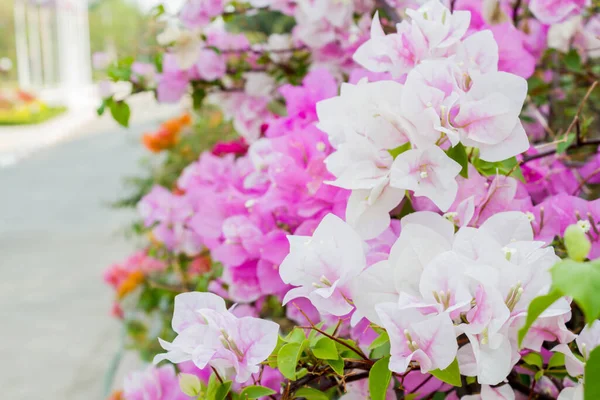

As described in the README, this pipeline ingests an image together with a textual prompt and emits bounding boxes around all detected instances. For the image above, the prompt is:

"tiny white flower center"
[525,211,535,222]
[578,220,591,233]
[316,141,326,152]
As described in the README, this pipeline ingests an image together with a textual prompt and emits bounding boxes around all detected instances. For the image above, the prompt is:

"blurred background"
[0,0,185,398]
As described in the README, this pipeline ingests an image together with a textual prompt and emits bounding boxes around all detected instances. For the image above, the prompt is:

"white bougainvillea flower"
[350,259,399,326]
[553,320,600,377]
[557,384,584,400]
[405,0,471,51]
[453,71,529,162]
[317,79,415,238]
[351,212,454,324]
[389,212,455,297]
[461,384,516,400]
[353,11,428,78]
[345,186,405,240]
[157,26,201,70]
[376,303,457,373]
[457,331,515,385]
[390,145,462,211]
[453,30,499,77]
[279,213,367,316]
[154,292,279,383]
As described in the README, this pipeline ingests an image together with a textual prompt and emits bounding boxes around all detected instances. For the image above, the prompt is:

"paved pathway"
[0,111,178,399]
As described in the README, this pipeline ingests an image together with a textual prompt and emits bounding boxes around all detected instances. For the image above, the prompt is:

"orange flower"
[116,270,145,299]
[107,390,124,400]
[141,112,192,152]
[179,112,192,126]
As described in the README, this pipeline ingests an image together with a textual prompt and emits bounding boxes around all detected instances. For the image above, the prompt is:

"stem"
[512,0,523,25]
[292,303,371,361]
[507,373,555,400]
[410,374,434,395]
[573,166,600,195]
[521,138,600,165]
[211,367,224,384]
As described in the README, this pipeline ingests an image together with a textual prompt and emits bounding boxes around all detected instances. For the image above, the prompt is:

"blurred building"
[13,0,93,107]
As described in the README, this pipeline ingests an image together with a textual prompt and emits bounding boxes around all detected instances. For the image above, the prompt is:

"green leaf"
[238,385,276,399]
[277,340,308,380]
[312,337,339,360]
[179,373,202,397]
[285,327,306,343]
[522,352,544,369]
[500,157,525,182]
[430,358,462,387]
[552,260,600,323]
[368,331,390,351]
[326,358,344,375]
[295,387,329,400]
[388,142,411,159]
[334,338,362,359]
[192,88,207,110]
[308,322,325,343]
[296,367,308,379]
[369,356,392,400]
[473,157,524,182]
[564,49,583,73]
[432,393,446,400]
[446,143,469,178]
[534,370,544,381]
[548,352,565,369]
[564,224,591,262]
[206,375,232,400]
[518,289,562,346]
[150,4,165,18]
[585,346,600,399]
[404,394,419,400]
[109,100,131,128]
[97,99,107,116]
[557,132,576,154]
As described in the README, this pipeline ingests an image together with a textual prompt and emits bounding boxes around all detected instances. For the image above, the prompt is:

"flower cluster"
[280,210,573,389]
[138,69,349,303]
[103,0,600,398]
[318,0,529,239]
[104,250,167,317]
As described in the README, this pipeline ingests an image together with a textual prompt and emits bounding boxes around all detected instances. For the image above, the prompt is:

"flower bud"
[179,373,202,397]
[564,224,591,262]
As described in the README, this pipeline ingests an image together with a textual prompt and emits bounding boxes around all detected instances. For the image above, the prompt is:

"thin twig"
[211,367,224,384]
[512,0,523,25]
[573,166,600,195]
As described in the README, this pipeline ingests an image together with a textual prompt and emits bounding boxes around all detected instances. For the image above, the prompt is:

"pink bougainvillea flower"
[123,364,188,400]
[529,0,589,24]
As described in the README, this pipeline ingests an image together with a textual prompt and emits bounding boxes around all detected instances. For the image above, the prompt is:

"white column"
[55,0,93,107]
[39,6,55,87]
[27,4,44,87]
[13,0,31,88]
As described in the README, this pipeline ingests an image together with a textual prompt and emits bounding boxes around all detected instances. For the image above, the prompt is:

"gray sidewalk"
[0,106,180,398]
